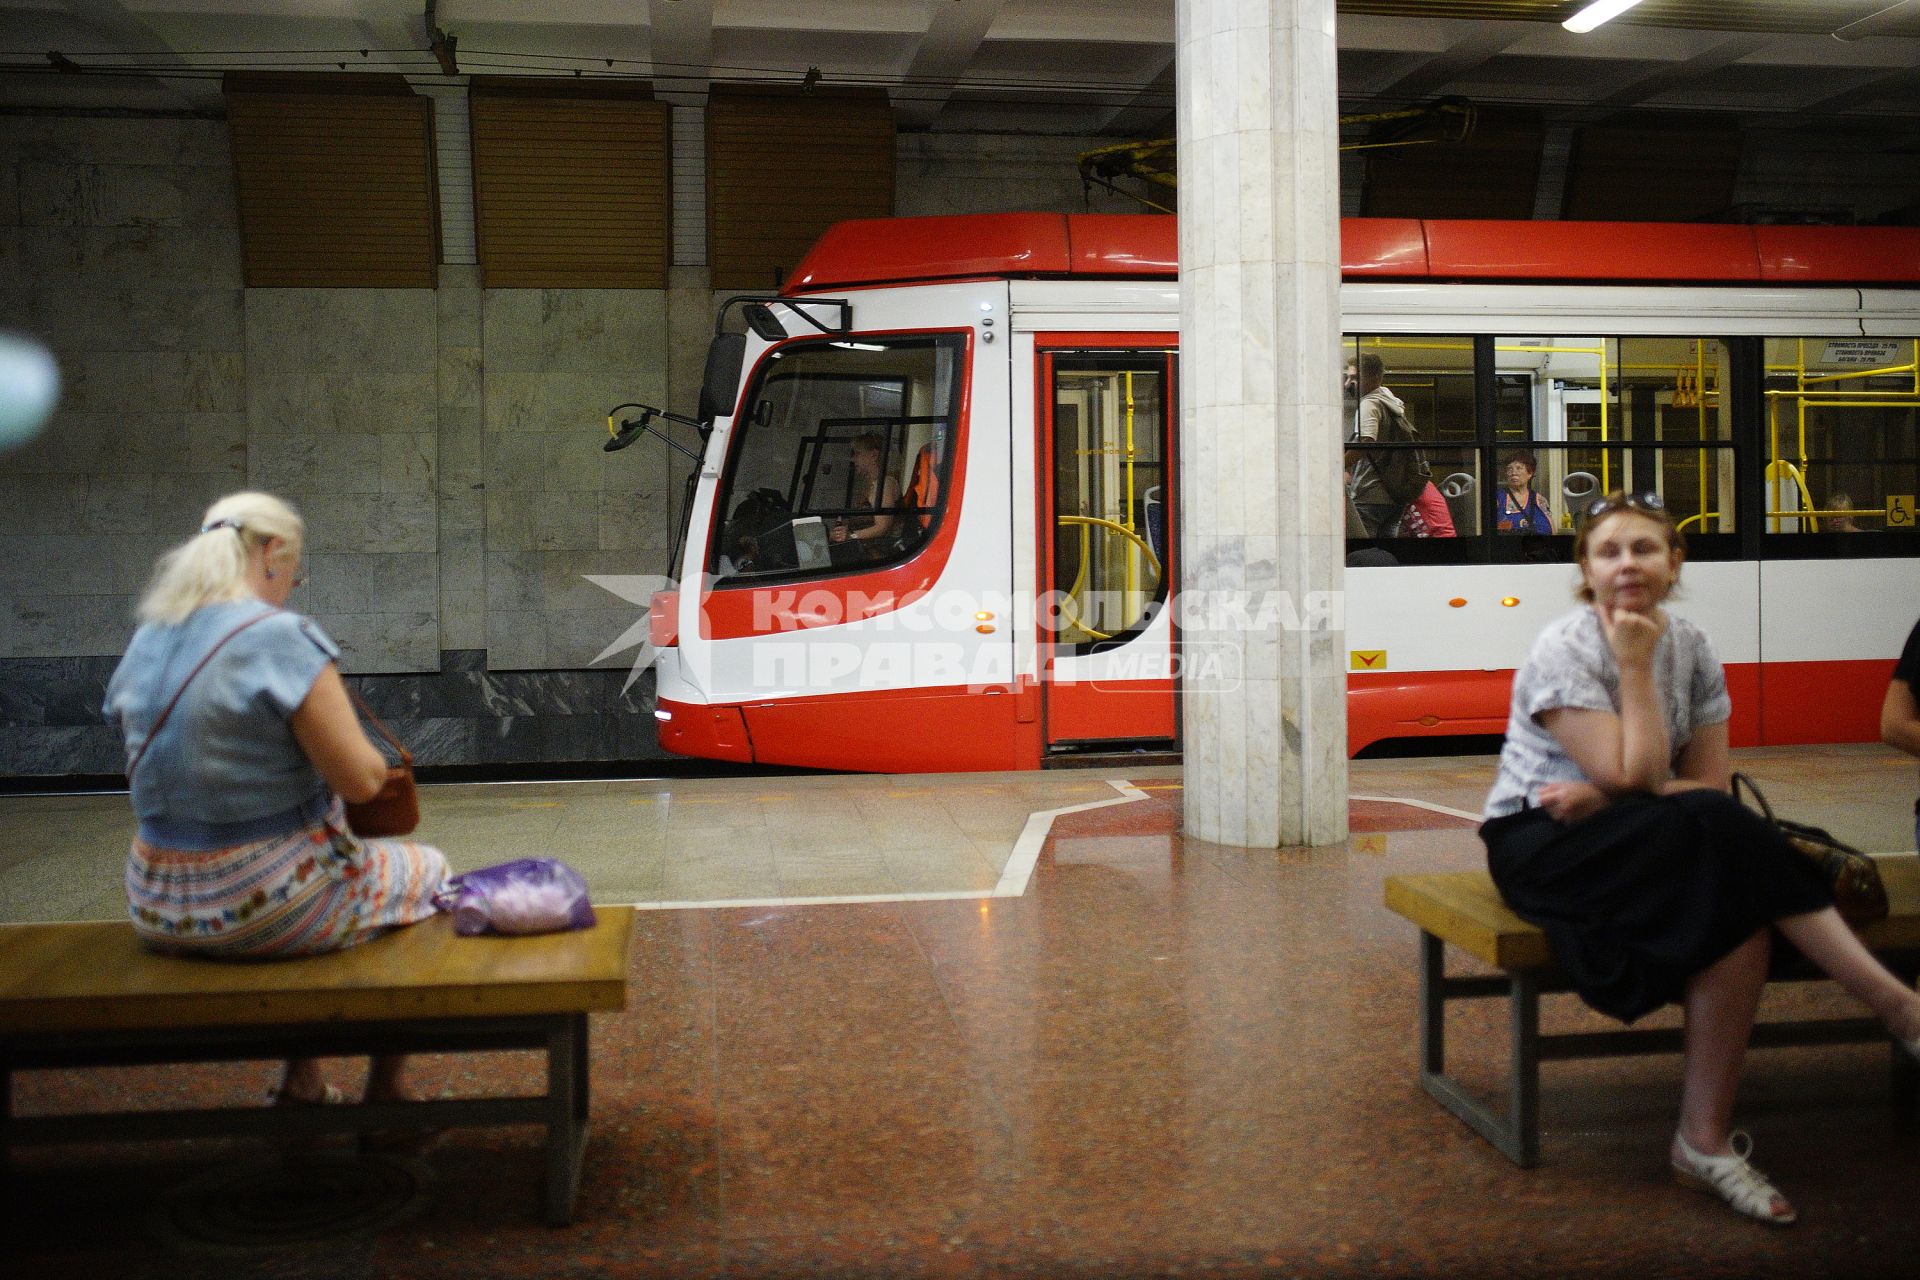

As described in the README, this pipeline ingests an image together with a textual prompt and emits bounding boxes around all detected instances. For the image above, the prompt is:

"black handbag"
[1731,772,1889,925]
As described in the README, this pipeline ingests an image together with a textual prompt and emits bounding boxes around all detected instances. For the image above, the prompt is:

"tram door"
[1038,346,1178,748]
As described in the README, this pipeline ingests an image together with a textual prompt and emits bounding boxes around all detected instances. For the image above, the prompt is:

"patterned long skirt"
[126,796,448,957]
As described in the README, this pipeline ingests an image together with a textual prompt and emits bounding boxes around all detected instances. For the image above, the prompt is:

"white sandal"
[1671,1130,1797,1226]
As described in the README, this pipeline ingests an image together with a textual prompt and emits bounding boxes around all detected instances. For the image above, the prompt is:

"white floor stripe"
[628,778,1153,912]
[1349,793,1484,823]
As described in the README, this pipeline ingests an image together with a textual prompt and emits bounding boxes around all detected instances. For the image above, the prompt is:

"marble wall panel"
[480,289,666,377]
[16,162,86,226]
[0,593,140,659]
[440,415,482,490]
[247,371,438,437]
[320,610,439,674]
[437,267,481,345]
[381,433,436,493]
[485,610,548,670]
[300,553,440,616]
[484,552,543,612]
[437,490,486,652]
[82,163,204,228]
[183,413,249,477]
[482,371,650,437]
[31,286,245,353]
[246,433,384,496]
[301,493,438,555]
[245,290,438,382]
[438,346,481,411]
[546,607,648,672]
[0,724,125,776]
[0,475,89,536]
[81,227,243,289]
[5,228,83,285]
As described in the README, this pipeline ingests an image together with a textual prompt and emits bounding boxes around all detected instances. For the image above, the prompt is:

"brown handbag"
[342,686,419,838]
[1732,773,1889,925]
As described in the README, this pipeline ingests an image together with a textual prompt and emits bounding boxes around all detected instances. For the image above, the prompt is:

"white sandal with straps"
[1671,1130,1797,1226]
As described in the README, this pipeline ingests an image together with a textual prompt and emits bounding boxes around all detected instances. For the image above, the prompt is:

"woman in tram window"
[1496,450,1554,534]
[1480,491,1920,1226]
[104,492,449,1133]
[828,432,903,557]
[1884,614,1920,853]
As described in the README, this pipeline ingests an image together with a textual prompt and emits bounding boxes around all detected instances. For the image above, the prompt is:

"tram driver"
[828,432,903,560]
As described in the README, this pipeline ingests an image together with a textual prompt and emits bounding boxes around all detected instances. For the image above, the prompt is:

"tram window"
[1050,354,1171,650]
[1761,337,1919,535]
[1493,336,1734,536]
[1342,334,1475,544]
[709,334,963,581]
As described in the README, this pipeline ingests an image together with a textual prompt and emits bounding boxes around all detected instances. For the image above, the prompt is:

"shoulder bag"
[342,685,419,838]
[1731,772,1888,924]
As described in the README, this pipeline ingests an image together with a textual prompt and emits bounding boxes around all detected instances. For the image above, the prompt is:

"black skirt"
[1480,789,1832,1023]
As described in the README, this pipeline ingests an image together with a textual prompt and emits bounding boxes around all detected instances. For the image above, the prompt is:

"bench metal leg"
[544,1013,590,1226]
[1415,930,1542,1167]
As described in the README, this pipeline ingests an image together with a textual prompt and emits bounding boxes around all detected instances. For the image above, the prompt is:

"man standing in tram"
[1345,352,1411,537]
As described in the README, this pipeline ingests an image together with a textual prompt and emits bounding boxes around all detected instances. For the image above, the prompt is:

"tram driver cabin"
[628,214,1920,774]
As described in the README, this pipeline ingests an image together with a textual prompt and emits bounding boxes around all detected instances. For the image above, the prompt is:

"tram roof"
[784,214,1920,293]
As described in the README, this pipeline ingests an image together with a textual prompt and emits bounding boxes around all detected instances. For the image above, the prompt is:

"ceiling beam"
[1574,32,1775,117]
[894,0,1006,129]
[61,0,221,111]
[1793,61,1920,116]
[1091,52,1174,139]
[1355,25,1526,106]
[648,0,713,104]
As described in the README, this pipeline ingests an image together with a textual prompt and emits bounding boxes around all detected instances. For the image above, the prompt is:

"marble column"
[1176,0,1348,848]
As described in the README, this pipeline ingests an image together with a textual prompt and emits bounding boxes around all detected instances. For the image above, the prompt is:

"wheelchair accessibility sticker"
[1889,495,1914,530]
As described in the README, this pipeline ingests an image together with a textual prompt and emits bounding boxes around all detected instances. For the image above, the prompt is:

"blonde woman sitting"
[104,491,448,1118]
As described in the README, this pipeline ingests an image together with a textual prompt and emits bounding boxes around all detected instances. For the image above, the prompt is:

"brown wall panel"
[225,76,438,288]
[1361,106,1544,220]
[470,81,670,289]
[708,88,895,290]
[1565,120,1744,222]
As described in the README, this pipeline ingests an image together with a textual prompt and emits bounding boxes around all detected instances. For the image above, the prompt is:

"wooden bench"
[1384,860,1920,1166]
[0,907,633,1225]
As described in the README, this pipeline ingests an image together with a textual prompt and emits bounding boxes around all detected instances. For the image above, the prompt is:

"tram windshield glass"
[710,334,963,581]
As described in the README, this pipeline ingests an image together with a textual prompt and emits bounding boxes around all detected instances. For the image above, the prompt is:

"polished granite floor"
[6,744,1920,1279]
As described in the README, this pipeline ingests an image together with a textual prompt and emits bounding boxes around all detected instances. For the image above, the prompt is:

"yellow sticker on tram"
[1888,495,1914,529]
[1350,650,1387,671]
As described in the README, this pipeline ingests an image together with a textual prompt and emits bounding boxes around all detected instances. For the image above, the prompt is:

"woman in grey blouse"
[1480,492,1920,1227]
[106,492,448,1135]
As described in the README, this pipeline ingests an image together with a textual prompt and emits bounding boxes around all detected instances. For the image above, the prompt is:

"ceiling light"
[1833,0,1920,42]
[1562,0,1646,34]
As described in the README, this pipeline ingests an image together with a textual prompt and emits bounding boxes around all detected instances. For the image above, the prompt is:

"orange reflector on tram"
[1501,596,1520,607]
[1448,597,1467,608]
[976,624,996,634]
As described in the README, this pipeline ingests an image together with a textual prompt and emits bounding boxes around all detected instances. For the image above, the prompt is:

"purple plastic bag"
[437,857,597,936]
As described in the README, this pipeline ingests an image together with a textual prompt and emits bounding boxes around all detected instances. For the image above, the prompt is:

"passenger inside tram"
[1496,450,1554,534]
[827,432,903,559]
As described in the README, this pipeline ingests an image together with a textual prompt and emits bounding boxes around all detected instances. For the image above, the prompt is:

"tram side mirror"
[699,332,748,423]
[740,303,788,343]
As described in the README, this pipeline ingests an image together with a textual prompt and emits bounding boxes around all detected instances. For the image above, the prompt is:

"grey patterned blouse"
[1483,606,1732,819]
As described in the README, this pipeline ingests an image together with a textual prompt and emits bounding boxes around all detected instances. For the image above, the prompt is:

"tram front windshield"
[710,334,962,582]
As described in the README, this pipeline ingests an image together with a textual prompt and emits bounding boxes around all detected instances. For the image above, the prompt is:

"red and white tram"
[637,214,1920,773]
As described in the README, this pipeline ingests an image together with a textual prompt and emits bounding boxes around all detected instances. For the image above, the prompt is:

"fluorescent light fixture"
[1563,0,1646,33]
[1833,0,1920,42]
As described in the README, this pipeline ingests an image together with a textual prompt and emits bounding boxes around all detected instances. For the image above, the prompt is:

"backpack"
[1365,396,1431,508]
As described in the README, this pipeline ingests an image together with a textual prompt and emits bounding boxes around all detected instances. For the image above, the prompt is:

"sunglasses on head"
[1581,492,1666,525]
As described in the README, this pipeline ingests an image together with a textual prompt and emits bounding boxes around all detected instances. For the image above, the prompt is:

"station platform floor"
[5,743,1920,1279]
